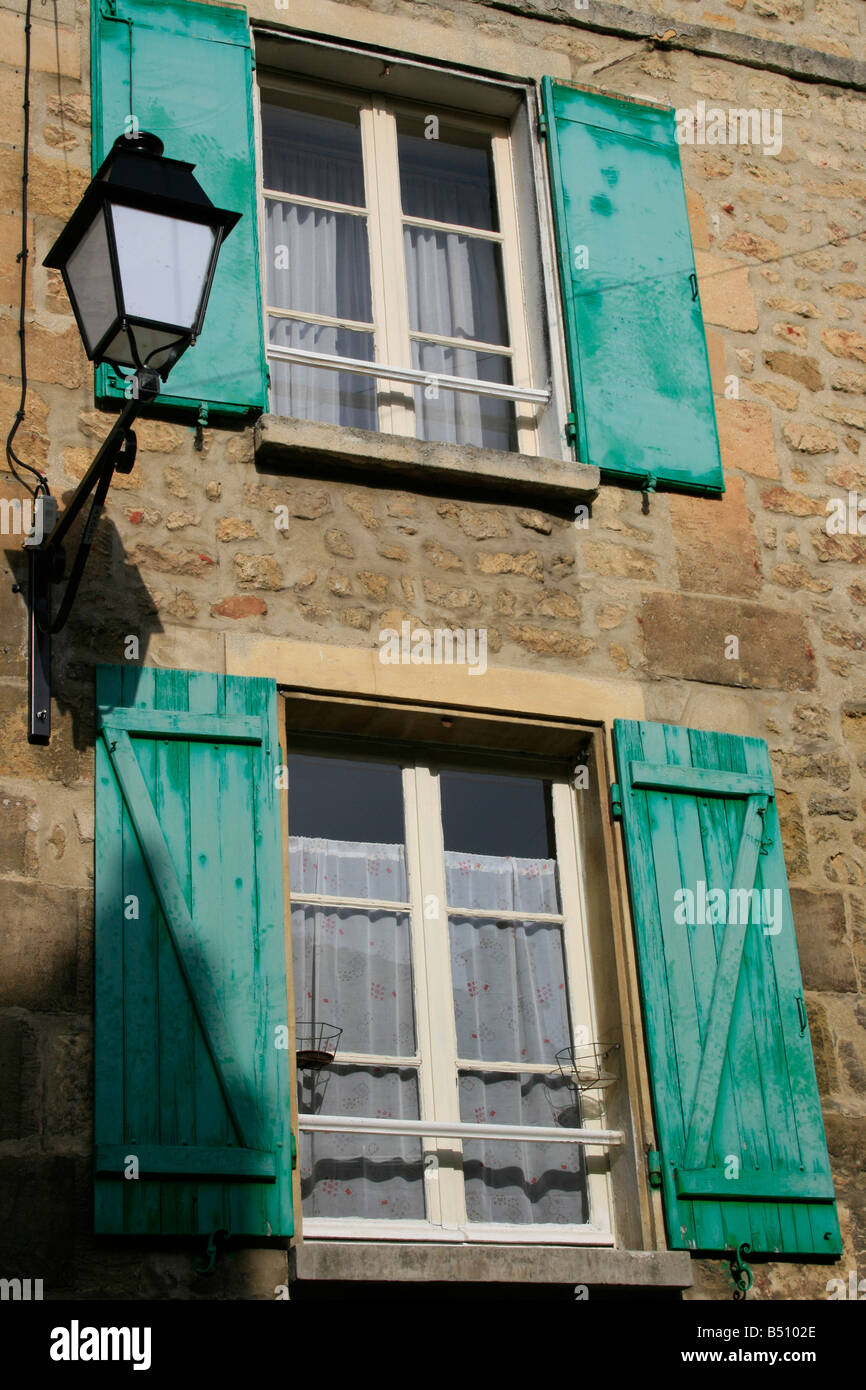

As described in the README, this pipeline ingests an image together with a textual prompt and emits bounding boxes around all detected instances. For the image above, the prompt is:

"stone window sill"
[291,1241,693,1289]
[254,415,599,503]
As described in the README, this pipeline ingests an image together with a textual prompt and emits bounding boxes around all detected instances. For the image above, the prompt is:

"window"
[259,79,545,454]
[288,747,615,1242]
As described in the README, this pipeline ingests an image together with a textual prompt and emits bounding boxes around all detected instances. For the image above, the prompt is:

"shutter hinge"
[537,111,549,139]
[565,412,578,450]
[290,1132,297,1171]
[610,782,622,821]
[647,1149,663,1189]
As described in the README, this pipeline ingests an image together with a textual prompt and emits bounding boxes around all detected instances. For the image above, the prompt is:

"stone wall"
[0,0,864,1299]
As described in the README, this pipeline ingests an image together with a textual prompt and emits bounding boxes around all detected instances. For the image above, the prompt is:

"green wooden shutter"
[94,667,293,1237]
[91,0,267,417]
[542,79,723,496]
[614,719,840,1257]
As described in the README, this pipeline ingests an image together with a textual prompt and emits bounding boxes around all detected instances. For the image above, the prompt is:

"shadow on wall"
[2,486,164,757]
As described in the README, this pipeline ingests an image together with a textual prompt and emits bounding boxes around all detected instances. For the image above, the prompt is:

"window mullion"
[552,780,614,1234]
[402,764,443,1226]
[414,764,467,1228]
[491,131,537,457]
[367,102,416,438]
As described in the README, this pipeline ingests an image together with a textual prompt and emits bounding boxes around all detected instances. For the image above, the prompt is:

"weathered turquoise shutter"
[94,667,293,1237]
[91,0,267,417]
[542,79,723,496]
[614,719,840,1256]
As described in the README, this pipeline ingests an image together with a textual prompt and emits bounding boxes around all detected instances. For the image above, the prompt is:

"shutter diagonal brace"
[102,726,261,1152]
[681,793,769,1172]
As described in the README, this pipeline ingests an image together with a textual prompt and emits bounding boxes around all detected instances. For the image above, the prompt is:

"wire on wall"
[5,0,50,500]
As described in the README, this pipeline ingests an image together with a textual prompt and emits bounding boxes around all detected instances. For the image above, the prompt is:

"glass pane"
[411,342,515,452]
[459,1072,588,1225]
[265,198,372,323]
[268,318,377,429]
[261,95,365,207]
[111,205,215,329]
[102,325,184,375]
[65,209,116,354]
[287,754,406,896]
[404,226,508,345]
[292,903,415,1055]
[397,117,498,231]
[441,770,559,910]
[298,1065,424,1220]
[450,916,570,1062]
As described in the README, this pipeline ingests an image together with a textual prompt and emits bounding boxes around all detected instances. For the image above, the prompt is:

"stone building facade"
[0,0,864,1301]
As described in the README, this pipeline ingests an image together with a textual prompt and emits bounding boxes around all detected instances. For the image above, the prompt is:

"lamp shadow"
[3,487,164,753]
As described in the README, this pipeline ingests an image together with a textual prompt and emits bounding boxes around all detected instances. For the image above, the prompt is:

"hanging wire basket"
[555,1041,620,1093]
[295,1022,342,1070]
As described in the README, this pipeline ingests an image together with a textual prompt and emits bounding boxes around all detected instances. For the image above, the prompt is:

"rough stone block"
[0,786,37,874]
[716,398,780,478]
[0,1156,76,1285]
[670,476,761,598]
[0,881,88,1010]
[694,250,758,332]
[641,592,817,690]
[790,889,857,993]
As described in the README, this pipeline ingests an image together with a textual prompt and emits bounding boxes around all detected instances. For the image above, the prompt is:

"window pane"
[288,754,405,844]
[397,118,498,231]
[411,342,515,451]
[404,226,508,345]
[292,904,415,1054]
[262,95,365,206]
[298,1065,424,1220]
[268,318,377,429]
[441,771,559,909]
[459,1072,588,1225]
[450,917,570,1062]
[266,199,372,323]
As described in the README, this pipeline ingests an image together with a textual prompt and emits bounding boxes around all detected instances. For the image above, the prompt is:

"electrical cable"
[4,0,50,500]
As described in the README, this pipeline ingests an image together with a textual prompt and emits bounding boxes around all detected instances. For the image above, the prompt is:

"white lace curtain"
[292,837,587,1225]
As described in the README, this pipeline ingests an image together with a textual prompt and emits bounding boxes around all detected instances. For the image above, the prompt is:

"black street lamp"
[27,132,240,744]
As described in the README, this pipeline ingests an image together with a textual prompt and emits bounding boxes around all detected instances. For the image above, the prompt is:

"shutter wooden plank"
[96,1144,277,1181]
[682,794,769,1171]
[96,709,263,743]
[121,667,163,1235]
[186,671,234,1235]
[663,725,726,1251]
[154,667,195,1235]
[677,1168,835,1202]
[250,671,295,1238]
[642,725,704,1118]
[94,665,125,1236]
[629,763,772,798]
[690,730,779,1257]
[103,724,261,1152]
[614,723,689,1164]
[742,739,824,1255]
[222,672,266,1238]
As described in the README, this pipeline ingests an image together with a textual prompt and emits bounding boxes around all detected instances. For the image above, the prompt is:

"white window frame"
[291,752,616,1246]
[257,73,546,455]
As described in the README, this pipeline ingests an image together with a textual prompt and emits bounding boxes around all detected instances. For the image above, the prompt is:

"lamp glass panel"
[64,208,117,355]
[101,324,186,372]
[110,204,216,329]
